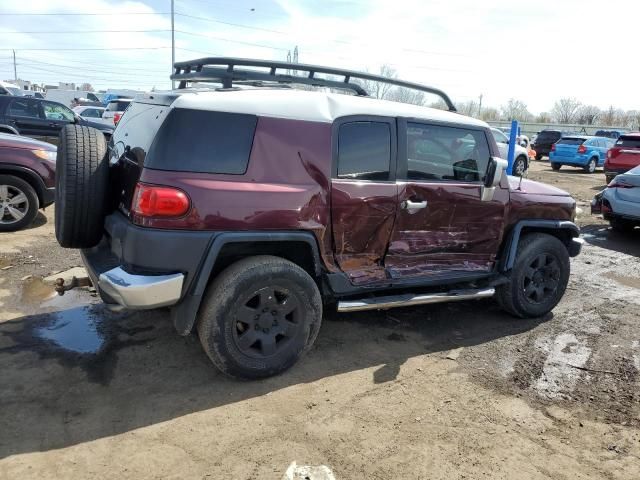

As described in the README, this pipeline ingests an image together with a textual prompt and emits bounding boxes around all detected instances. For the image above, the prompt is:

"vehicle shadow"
[581,223,640,257]
[0,299,547,458]
[23,211,48,230]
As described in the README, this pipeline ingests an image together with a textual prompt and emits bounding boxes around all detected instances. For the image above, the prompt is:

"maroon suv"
[0,132,56,231]
[54,58,583,379]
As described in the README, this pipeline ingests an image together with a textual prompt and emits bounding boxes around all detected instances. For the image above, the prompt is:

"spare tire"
[55,125,109,248]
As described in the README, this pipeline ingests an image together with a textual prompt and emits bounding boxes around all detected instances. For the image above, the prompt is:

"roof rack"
[171,57,457,112]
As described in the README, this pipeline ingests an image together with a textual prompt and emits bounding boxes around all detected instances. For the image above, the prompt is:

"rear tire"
[535,153,543,161]
[551,163,561,171]
[55,125,108,248]
[496,233,570,318]
[0,175,39,232]
[584,157,597,174]
[197,256,323,379]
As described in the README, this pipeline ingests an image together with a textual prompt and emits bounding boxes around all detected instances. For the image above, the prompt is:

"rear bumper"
[549,154,591,166]
[97,267,184,309]
[81,211,214,309]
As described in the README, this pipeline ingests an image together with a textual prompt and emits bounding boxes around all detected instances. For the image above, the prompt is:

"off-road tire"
[197,255,323,379]
[584,157,597,174]
[496,233,570,318]
[0,174,39,232]
[551,163,561,171]
[55,124,108,248]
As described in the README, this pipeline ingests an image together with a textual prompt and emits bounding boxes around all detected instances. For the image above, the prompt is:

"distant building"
[58,82,76,90]
[2,78,45,92]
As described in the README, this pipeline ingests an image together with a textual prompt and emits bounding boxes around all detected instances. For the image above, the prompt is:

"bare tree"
[551,98,582,123]
[386,86,425,106]
[500,98,532,121]
[535,112,552,123]
[479,106,499,121]
[80,83,94,92]
[355,65,396,100]
[447,99,477,117]
[575,105,600,125]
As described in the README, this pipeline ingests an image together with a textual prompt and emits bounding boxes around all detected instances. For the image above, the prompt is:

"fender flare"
[170,231,323,335]
[0,124,19,135]
[499,220,580,272]
[0,164,48,204]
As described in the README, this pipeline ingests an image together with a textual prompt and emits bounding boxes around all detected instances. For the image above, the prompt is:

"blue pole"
[507,119,519,175]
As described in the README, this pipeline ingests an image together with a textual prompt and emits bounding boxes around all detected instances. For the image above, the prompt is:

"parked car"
[0,133,55,231]
[490,128,529,175]
[0,96,113,144]
[549,136,614,173]
[532,129,568,160]
[0,81,24,96]
[102,98,132,126]
[53,58,582,379]
[72,105,110,125]
[591,164,640,233]
[594,129,625,140]
[604,133,640,183]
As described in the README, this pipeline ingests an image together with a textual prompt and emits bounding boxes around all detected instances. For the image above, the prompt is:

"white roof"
[171,89,487,128]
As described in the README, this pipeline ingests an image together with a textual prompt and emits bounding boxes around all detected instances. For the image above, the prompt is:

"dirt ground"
[1,160,639,479]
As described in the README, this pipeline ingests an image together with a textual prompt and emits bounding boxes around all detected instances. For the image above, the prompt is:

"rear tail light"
[577,144,587,154]
[132,183,190,217]
[551,143,556,152]
[113,112,122,125]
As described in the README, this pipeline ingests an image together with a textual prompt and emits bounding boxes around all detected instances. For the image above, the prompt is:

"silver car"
[591,165,640,233]
[490,128,529,176]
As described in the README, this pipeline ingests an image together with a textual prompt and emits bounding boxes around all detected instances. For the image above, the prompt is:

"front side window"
[8,99,40,118]
[407,123,490,182]
[492,129,509,144]
[42,101,74,121]
[337,121,391,181]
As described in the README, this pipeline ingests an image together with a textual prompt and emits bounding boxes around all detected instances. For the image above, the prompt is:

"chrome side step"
[336,288,495,313]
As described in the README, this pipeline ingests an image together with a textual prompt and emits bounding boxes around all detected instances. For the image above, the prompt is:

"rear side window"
[8,99,40,118]
[538,131,561,142]
[145,109,257,174]
[106,101,131,111]
[557,138,585,145]
[615,136,640,148]
[337,122,391,181]
[407,123,490,182]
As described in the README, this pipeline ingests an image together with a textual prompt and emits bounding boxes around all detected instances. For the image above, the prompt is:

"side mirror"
[484,157,508,188]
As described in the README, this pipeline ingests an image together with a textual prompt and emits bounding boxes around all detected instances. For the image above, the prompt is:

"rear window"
[557,138,585,145]
[615,136,640,148]
[145,108,257,174]
[106,100,131,111]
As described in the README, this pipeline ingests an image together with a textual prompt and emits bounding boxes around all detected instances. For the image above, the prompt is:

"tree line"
[356,65,639,130]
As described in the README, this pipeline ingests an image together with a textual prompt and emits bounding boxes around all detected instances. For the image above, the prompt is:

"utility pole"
[478,93,483,118]
[12,50,17,81]
[171,0,175,90]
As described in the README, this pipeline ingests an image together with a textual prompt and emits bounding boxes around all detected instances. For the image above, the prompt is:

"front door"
[385,120,509,279]
[41,101,75,144]
[331,118,398,286]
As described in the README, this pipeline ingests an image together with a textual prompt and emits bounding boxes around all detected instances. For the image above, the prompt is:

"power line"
[174,30,289,52]
[0,12,170,16]
[0,47,169,51]
[2,30,171,34]
[19,57,167,73]
[17,60,165,77]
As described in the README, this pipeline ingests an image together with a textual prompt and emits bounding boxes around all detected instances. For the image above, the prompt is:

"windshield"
[557,138,585,145]
[2,85,24,96]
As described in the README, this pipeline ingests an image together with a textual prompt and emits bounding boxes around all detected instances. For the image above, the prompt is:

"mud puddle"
[604,272,640,290]
[35,309,105,354]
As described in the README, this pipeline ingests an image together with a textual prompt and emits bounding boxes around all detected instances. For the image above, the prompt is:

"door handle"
[402,200,428,210]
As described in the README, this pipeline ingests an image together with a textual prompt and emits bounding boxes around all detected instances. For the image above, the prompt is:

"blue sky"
[0,0,637,113]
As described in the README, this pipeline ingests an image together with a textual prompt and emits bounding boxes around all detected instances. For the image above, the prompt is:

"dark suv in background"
[532,129,569,160]
[54,58,582,379]
[0,96,113,145]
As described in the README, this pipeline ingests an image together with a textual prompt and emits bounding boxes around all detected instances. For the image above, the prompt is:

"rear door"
[330,117,398,285]
[384,120,508,279]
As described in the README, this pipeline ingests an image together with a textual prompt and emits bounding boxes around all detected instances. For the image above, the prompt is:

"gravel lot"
[1,160,639,479]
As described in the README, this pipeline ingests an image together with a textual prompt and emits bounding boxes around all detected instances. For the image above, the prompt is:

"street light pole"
[171,0,175,90]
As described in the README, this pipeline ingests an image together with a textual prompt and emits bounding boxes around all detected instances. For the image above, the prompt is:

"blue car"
[549,136,614,173]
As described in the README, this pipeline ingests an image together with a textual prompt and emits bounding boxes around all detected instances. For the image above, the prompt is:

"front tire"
[0,175,39,232]
[513,155,527,176]
[535,153,543,161]
[551,163,561,171]
[197,256,323,379]
[610,218,635,234]
[496,233,570,318]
